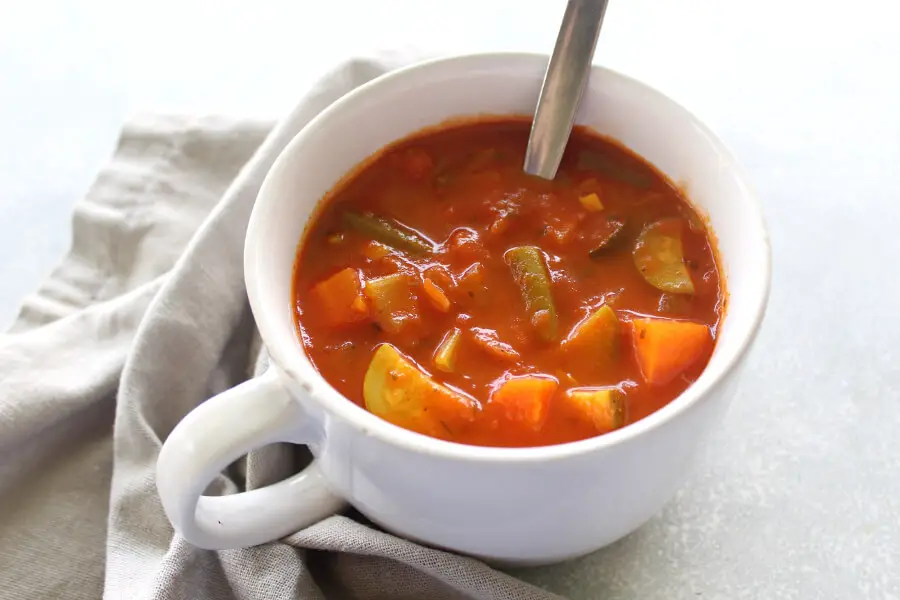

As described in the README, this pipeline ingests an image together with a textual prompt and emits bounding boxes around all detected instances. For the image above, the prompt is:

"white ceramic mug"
[156,53,771,566]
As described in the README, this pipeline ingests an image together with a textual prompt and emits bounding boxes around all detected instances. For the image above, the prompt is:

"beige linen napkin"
[0,54,564,600]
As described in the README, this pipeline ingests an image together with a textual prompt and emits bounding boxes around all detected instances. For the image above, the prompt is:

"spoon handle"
[523,0,610,180]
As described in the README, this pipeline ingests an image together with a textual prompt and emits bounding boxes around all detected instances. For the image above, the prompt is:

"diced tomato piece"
[447,228,485,258]
[400,148,433,179]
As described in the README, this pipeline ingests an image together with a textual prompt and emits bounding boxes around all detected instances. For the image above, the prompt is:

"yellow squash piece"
[363,273,417,333]
[633,218,695,294]
[562,387,625,434]
[363,344,476,439]
[578,192,604,212]
[561,304,619,361]
[433,328,462,372]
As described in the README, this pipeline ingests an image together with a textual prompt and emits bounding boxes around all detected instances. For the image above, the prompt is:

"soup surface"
[292,117,723,448]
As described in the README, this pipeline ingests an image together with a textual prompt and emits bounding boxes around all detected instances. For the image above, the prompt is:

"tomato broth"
[292,117,723,448]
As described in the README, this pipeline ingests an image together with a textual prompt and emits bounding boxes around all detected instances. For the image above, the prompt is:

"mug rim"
[246,51,772,463]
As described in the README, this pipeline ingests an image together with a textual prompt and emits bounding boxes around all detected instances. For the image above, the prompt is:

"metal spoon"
[523,0,610,180]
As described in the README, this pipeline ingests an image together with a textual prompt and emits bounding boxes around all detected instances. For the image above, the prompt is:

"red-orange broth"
[292,117,724,448]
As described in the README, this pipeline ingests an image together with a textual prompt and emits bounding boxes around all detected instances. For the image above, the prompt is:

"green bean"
[504,246,558,342]
[342,211,433,255]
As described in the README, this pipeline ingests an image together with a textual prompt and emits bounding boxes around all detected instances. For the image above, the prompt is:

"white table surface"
[3,0,897,598]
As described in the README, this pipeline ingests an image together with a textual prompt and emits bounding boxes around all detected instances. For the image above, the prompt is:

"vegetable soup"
[292,117,723,448]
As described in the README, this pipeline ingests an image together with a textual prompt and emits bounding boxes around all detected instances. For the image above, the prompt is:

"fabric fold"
[0,52,563,600]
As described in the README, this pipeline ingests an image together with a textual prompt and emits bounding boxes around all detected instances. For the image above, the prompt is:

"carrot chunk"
[490,375,558,430]
[631,317,711,385]
[422,278,451,312]
[310,267,368,326]
[423,264,455,291]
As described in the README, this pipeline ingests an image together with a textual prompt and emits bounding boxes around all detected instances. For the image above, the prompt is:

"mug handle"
[155,367,346,549]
